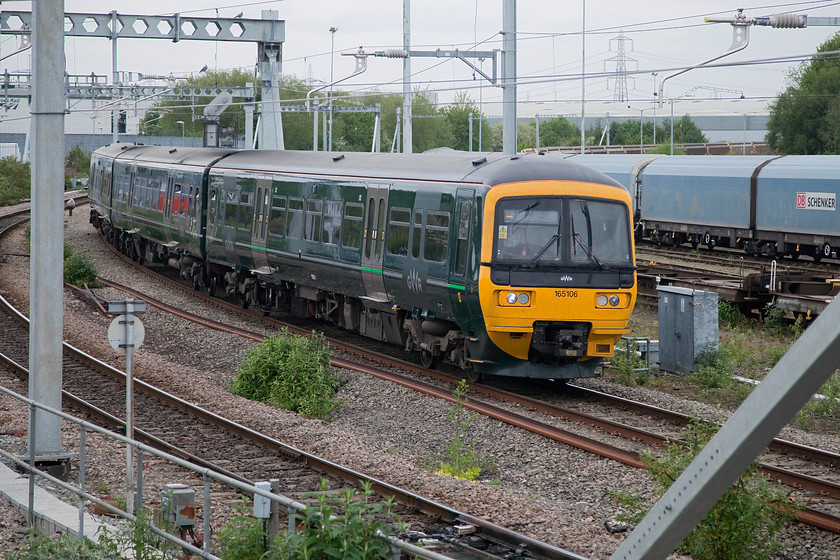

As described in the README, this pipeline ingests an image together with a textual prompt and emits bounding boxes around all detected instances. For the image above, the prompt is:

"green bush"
[796,372,840,431]
[63,246,99,287]
[0,157,30,206]
[615,419,800,560]
[609,339,650,386]
[273,479,399,560]
[718,300,745,329]
[217,497,269,560]
[691,345,734,389]
[434,379,488,481]
[229,329,343,420]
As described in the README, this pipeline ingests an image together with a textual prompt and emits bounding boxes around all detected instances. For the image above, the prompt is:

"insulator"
[768,14,805,28]
[382,48,408,58]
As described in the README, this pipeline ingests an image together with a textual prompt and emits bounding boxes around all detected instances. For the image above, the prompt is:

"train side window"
[173,183,183,214]
[260,189,269,238]
[305,199,322,241]
[424,211,450,263]
[411,211,422,258]
[224,191,238,227]
[209,188,218,222]
[287,197,304,238]
[454,201,471,275]
[322,200,342,245]
[375,198,386,260]
[387,207,411,256]
[269,195,287,237]
[237,191,253,230]
[341,202,364,249]
[364,198,376,260]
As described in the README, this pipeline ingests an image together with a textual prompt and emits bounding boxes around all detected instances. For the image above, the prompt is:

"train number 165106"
[554,290,578,298]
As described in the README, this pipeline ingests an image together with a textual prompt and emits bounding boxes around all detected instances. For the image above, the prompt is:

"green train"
[89,144,637,381]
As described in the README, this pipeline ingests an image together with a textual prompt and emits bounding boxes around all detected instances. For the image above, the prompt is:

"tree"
[766,32,840,154]
[410,91,453,152]
[441,92,491,151]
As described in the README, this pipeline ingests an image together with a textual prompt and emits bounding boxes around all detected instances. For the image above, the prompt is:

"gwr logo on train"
[796,192,836,211]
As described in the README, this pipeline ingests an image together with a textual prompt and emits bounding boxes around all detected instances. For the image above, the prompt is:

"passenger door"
[250,176,271,272]
[361,183,390,303]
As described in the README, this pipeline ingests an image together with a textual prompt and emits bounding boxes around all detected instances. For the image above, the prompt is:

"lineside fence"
[0,383,450,560]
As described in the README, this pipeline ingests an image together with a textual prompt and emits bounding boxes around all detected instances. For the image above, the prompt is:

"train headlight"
[597,295,608,307]
[596,293,624,308]
[609,295,620,307]
[499,291,532,306]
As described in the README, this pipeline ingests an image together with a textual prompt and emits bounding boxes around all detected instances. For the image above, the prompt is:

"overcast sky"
[4,1,840,120]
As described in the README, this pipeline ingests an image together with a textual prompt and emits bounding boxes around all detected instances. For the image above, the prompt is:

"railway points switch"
[657,286,719,374]
[161,483,196,527]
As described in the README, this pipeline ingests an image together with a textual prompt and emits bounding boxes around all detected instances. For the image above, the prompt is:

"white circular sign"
[108,315,145,354]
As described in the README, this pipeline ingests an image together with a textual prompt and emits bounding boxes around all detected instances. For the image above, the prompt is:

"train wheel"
[464,367,483,384]
[821,243,832,260]
[206,276,217,297]
[419,350,439,369]
[703,231,714,251]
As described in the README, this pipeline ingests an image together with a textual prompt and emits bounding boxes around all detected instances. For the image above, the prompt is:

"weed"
[609,339,650,387]
[616,418,800,560]
[271,479,403,560]
[691,346,733,389]
[434,379,487,481]
[216,497,267,560]
[796,372,840,431]
[64,248,100,287]
[229,329,344,420]
[718,300,745,329]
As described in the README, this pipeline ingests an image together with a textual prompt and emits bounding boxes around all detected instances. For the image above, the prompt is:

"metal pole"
[329,26,337,152]
[670,100,674,155]
[502,0,517,155]
[639,110,643,153]
[468,112,473,152]
[535,114,540,149]
[124,301,135,517]
[111,10,119,144]
[402,0,412,153]
[29,0,65,463]
[78,427,86,540]
[580,0,585,153]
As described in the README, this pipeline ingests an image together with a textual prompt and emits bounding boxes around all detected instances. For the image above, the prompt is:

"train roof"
[96,143,238,167]
[210,149,624,189]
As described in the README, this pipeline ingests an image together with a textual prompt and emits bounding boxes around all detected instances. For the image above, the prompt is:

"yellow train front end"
[476,179,637,379]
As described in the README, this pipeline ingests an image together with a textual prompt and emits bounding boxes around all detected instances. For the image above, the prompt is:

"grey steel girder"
[1,11,284,44]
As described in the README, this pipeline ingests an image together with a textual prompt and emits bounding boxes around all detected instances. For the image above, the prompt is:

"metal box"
[161,483,195,527]
[253,481,272,519]
[657,285,718,374]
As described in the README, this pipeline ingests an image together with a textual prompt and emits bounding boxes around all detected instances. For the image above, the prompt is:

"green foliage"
[272,479,400,560]
[609,339,650,386]
[63,245,100,287]
[7,529,118,560]
[434,379,488,481]
[691,346,733,389]
[217,497,268,560]
[718,300,745,330]
[0,157,31,206]
[9,513,175,560]
[796,372,840,430]
[65,146,91,179]
[767,32,840,154]
[621,419,800,560]
[229,329,343,420]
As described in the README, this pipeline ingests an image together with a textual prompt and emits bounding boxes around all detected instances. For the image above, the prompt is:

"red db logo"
[796,192,806,209]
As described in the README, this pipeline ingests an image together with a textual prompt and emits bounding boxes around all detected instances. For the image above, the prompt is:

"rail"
[0,378,454,560]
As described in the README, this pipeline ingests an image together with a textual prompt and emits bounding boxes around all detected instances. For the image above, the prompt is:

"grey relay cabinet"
[657,285,719,374]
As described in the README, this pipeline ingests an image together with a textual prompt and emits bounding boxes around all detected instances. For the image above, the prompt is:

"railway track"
[87,244,840,535]
[0,293,578,560]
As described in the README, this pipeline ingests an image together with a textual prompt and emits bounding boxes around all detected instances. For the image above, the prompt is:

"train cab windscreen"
[494,197,632,268]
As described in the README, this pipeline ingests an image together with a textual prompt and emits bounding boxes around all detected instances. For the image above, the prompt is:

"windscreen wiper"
[525,233,560,268]
[573,233,604,269]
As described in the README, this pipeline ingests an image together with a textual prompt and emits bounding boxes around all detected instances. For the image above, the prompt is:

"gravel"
[0,200,837,559]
